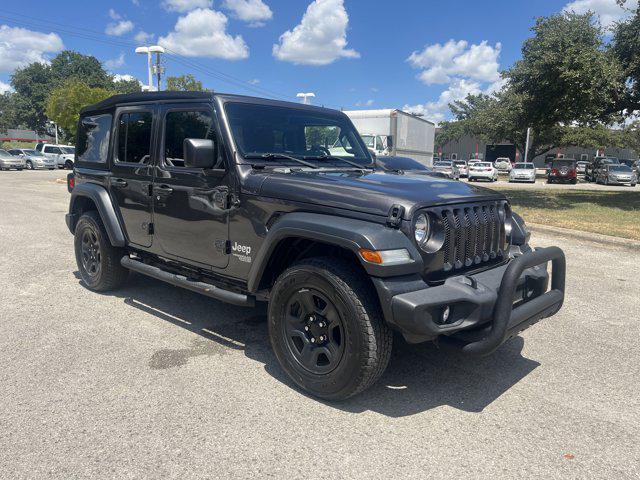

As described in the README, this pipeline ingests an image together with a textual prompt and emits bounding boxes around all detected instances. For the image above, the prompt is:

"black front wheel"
[269,258,392,400]
[74,211,128,291]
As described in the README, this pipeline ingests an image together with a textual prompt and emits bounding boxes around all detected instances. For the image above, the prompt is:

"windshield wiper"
[302,154,375,170]
[244,153,319,169]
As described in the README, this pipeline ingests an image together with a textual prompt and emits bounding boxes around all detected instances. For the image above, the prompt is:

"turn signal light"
[358,248,412,266]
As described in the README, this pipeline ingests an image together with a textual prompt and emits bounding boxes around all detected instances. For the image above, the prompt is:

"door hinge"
[214,239,231,253]
[148,222,154,235]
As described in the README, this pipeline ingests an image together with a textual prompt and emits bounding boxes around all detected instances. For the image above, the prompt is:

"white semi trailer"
[342,109,436,167]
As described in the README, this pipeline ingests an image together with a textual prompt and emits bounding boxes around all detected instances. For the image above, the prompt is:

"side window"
[116,112,153,164]
[164,110,217,168]
[375,136,384,152]
[45,146,61,154]
[77,113,112,164]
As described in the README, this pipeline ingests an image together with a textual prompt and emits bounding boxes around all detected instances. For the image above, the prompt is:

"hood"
[256,169,504,218]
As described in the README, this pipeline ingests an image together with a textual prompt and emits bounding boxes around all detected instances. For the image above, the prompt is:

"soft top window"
[77,113,112,164]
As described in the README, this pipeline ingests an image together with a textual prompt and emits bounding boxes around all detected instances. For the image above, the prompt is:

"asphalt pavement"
[1,170,638,479]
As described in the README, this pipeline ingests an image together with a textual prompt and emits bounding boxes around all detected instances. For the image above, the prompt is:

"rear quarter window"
[77,113,113,164]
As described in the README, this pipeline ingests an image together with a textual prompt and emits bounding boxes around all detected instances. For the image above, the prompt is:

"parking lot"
[1,170,639,479]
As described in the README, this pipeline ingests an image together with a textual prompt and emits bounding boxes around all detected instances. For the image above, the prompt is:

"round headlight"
[414,214,431,246]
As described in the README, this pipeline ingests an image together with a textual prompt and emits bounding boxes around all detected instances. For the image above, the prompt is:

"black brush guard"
[460,246,566,356]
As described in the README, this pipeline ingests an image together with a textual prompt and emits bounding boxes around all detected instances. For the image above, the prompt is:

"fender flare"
[247,212,423,292]
[68,183,126,247]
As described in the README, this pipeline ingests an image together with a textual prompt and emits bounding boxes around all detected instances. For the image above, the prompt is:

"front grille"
[424,200,510,277]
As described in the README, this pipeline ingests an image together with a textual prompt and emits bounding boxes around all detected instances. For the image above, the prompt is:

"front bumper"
[373,247,566,356]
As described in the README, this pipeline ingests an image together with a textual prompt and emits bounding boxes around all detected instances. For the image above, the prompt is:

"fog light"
[442,306,451,323]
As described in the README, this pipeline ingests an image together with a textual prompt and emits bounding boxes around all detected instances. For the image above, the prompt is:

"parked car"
[64,91,567,400]
[7,149,57,170]
[596,164,637,186]
[468,161,498,182]
[432,160,460,180]
[547,158,577,184]
[585,157,619,182]
[0,149,25,170]
[453,159,469,177]
[509,162,536,183]
[576,161,589,175]
[375,156,448,179]
[35,143,75,169]
[494,157,512,173]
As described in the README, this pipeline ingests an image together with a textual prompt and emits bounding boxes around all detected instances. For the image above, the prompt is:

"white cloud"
[113,74,141,84]
[404,79,484,125]
[408,40,501,85]
[248,78,260,85]
[355,99,374,107]
[0,80,12,94]
[563,0,638,28]
[222,0,272,26]
[0,25,64,74]
[108,9,122,20]
[162,0,212,12]
[106,20,134,36]
[158,8,249,60]
[134,31,154,44]
[273,0,359,66]
[105,52,125,69]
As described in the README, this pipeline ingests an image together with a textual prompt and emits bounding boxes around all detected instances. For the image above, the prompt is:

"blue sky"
[0,0,636,123]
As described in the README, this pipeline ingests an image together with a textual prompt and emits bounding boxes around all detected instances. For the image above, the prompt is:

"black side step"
[121,256,255,307]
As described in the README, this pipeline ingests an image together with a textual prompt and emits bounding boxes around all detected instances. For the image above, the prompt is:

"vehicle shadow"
[75,272,540,418]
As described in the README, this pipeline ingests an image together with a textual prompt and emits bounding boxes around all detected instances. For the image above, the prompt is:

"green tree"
[0,93,17,133]
[508,13,623,127]
[10,62,53,134]
[611,5,640,112]
[166,74,206,92]
[50,50,112,89]
[112,77,143,94]
[46,79,112,142]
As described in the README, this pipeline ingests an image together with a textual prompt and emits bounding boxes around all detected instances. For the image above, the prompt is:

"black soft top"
[81,91,215,114]
[81,91,343,117]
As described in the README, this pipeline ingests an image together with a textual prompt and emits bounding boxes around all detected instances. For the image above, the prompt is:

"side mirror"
[184,138,215,169]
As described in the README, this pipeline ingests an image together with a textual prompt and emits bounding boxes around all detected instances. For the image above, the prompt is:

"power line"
[0,11,296,101]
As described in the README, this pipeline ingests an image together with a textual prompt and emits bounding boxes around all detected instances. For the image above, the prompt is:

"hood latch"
[387,204,405,228]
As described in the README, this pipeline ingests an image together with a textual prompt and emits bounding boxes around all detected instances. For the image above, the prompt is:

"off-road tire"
[268,257,392,400]
[74,211,128,292]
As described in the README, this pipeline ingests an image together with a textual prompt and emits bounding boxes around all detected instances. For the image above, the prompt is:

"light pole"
[135,45,165,91]
[296,92,316,105]
[47,120,59,144]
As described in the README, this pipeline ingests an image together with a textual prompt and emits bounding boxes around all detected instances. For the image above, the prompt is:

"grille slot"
[437,201,508,273]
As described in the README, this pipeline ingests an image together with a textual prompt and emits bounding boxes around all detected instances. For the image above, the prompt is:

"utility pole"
[135,45,165,91]
[524,127,531,163]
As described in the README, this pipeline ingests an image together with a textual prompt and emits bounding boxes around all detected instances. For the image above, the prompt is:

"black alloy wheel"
[80,228,101,279]
[282,287,346,375]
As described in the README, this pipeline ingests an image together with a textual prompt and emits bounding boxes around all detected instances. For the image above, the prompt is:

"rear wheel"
[268,258,392,400]
[26,161,33,170]
[64,160,74,170]
[74,211,128,292]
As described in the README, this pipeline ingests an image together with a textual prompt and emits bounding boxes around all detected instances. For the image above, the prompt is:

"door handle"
[155,185,174,195]
[111,178,128,188]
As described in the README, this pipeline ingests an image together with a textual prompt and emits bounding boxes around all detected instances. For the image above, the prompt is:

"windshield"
[226,103,371,166]
[602,158,619,164]
[25,150,42,156]
[377,156,428,171]
[434,161,452,167]
[474,162,491,167]
[514,163,534,169]
[361,135,374,148]
[453,160,466,166]
[552,160,575,167]
[610,165,632,172]
[0,149,10,156]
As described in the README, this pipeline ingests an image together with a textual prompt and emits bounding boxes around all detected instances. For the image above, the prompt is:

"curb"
[528,223,640,249]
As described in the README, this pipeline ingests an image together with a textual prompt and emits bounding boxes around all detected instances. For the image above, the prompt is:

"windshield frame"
[223,101,374,168]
